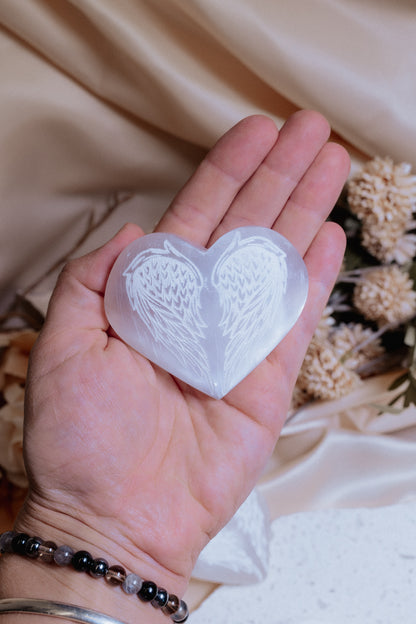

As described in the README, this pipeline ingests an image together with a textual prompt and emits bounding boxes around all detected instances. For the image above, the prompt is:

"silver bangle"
[0,599,128,624]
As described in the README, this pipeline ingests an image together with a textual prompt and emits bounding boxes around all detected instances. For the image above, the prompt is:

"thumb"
[43,223,144,334]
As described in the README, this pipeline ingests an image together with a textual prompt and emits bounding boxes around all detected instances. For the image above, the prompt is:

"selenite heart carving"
[104,226,308,399]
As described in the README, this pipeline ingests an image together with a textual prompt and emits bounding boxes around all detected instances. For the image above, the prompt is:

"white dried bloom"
[348,156,416,264]
[329,323,384,370]
[353,266,416,326]
[296,338,361,401]
[348,156,416,223]
[361,222,416,265]
[313,306,336,341]
[392,231,416,265]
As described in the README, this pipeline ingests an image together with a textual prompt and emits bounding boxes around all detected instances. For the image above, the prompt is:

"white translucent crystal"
[104,226,308,399]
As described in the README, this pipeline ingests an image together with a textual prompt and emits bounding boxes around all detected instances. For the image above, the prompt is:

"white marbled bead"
[122,572,143,594]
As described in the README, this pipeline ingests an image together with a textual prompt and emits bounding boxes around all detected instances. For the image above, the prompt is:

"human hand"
[18,112,349,606]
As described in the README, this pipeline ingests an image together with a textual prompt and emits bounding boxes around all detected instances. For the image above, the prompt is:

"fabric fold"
[192,489,271,584]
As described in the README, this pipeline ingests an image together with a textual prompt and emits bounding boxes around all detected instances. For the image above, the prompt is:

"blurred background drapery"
[3,0,416,307]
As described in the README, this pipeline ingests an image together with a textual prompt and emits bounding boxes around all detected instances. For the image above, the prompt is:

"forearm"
[0,506,189,624]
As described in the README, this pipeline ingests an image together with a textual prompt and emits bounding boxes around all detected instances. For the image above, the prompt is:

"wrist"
[17,493,190,592]
[0,554,173,624]
[0,499,190,623]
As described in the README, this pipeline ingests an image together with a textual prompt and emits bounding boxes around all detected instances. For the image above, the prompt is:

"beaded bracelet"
[0,531,189,623]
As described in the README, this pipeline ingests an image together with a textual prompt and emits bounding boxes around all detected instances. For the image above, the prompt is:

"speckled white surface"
[191,502,416,623]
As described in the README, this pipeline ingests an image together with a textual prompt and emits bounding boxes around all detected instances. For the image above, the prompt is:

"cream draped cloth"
[1,1,416,619]
[3,0,416,303]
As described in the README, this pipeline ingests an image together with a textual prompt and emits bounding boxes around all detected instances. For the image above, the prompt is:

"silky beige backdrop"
[4,0,416,304]
[1,0,416,613]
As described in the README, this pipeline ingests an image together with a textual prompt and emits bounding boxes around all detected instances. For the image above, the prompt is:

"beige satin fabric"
[1,0,416,610]
[3,0,416,301]
[264,372,416,517]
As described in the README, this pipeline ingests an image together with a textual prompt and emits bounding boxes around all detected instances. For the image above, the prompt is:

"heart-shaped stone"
[104,226,308,399]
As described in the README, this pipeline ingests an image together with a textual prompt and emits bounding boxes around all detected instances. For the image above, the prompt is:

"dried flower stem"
[345,322,393,357]
[355,350,407,378]
[337,266,384,283]
[0,310,39,330]
[0,294,46,332]
[329,304,353,313]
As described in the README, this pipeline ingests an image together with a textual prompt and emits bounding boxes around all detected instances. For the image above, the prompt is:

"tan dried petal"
[0,330,35,487]
[0,330,38,387]
[2,347,30,380]
[3,383,25,405]
[0,330,38,352]
[353,266,416,326]
[296,338,361,401]
[0,388,27,488]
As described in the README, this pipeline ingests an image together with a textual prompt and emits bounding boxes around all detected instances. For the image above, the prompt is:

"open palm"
[22,112,349,590]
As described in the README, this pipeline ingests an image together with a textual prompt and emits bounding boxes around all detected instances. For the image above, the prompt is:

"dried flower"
[313,306,336,341]
[348,156,416,223]
[296,338,361,401]
[329,323,384,370]
[347,156,416,264]
[0,384,26,487]
[353,266,416,326]
[360,222,416,265]
[0,330,37,487]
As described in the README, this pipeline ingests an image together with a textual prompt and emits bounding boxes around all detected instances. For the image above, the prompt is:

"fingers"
[209,110,331,243]
[44,223,144,333]
[156,109,348,266]
[155,115,279,245]
[273,141,351,255]
[39,109,348,351]
[272,221,347,386]
[225,221,346,431]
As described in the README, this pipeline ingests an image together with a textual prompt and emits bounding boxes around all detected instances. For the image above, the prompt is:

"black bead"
[137,580,158,602]
[89,558,109,578]
[11,533,30,555]
[25,536,43,558]
[151,587,169,608]
[71,550,93,572]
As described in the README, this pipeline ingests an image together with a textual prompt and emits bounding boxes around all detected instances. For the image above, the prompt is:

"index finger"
[154,115,279,246]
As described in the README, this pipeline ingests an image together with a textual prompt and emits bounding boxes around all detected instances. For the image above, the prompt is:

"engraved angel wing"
[212,233,287,390]
[123,241,211,386]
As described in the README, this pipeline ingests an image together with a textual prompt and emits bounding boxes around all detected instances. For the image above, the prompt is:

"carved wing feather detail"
[212,234,287,389]
[123,241,210,385]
